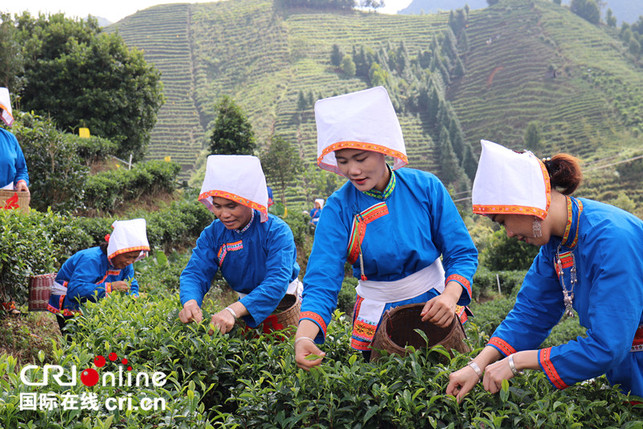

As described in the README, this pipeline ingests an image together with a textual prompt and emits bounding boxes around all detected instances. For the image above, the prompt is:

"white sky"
[1,0,414,24]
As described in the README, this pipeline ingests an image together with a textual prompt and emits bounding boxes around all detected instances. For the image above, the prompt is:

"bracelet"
[224,306,238,319]
[508,354,523,376]
[467,361,483,379]
[294,336,315,346]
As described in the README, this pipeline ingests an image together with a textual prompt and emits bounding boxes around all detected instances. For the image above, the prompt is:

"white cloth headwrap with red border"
[198,155,269,222]
[0,87,14,127]
[107,218,150,262]
[314,86,408,175]
[472,139,551,220]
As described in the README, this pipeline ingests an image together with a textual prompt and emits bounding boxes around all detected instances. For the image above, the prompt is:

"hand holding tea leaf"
[208,309,236,335]
[420,281,460,327]
[179,299,203,324]
[295,336,325,370]
[111,280,130,292]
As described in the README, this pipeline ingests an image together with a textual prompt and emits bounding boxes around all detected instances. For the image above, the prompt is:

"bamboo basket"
[261,293,301,337]
[0,190,30,214]
[28,273,56,312]
[370,303,470,362]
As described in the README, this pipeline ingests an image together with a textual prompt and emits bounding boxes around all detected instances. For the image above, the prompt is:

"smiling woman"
[178,155,301,336]
[447,139,643,401]
[294,86,478,369]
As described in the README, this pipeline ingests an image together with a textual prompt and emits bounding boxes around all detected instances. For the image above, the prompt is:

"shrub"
[0,210,93,306]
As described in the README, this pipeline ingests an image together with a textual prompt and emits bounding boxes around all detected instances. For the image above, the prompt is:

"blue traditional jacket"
[180,211,300,327]
[48,247,139,315]
[300,167,478,342]
[0,128,29,188]
[489,197,643,396]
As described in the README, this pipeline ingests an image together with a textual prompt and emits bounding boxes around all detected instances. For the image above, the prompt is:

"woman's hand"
[482,357,515,394]
[179,299,203,324]
[446,364,482,402]
[295,337,326,371]
[208,309,236,335]
[421,281,463,327]
[15,181,29,193]
[110,281,130,292]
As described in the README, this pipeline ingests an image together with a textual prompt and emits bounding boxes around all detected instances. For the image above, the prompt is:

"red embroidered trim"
[109,245,150,260]
[632,326,643,347]
[346,202,389,265]
[488,337,516,356]
[299,311,327,336]
[199,190,268,221]
[317,141,408,175]
[540,347,568,389]
[446,274,472,299]
[473,204,548,220]
[350,338,373,350]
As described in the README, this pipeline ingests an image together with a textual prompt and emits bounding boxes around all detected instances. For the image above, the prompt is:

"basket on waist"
[370,302,470,362]
[28,273,56,312]
[260,293,301,337]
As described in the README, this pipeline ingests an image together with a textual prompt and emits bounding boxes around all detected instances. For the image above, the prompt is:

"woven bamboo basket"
[0,190,30,214]
[370,302,470,362]
[261,293,301,337]
[28,273,55,312]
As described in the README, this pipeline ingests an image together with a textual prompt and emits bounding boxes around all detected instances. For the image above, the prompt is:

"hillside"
[109,0,642,210]
[400,0,643,26]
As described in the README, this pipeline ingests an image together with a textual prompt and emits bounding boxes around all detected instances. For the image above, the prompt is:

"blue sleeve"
[65,254,110,304]
[239,221,297,327]
[13,138,29,186]
[541,225,643,389]
[179,223,220,306]
[300,198,349,342]
[489,248,564,355]
[427,177,478,304]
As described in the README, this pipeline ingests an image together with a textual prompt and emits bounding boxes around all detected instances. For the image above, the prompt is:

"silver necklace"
[555,245,577,318]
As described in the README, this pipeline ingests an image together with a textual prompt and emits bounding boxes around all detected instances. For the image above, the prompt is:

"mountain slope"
[109,0,642,209]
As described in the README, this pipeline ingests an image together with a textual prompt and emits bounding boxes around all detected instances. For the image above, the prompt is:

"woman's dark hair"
[100,241,108,254]
[543,154,582,195]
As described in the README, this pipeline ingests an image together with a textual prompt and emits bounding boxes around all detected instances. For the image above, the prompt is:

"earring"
[532,217,542,238]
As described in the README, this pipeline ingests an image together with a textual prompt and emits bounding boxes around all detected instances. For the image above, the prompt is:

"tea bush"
[83,160,181,212]
[472,267,527,300]
[0,210,93,305]
[1,292,640,428]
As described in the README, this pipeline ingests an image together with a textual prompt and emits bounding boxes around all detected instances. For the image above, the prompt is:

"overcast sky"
[1,0,413,24]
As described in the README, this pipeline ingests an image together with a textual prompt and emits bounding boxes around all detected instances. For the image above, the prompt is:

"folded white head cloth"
[107,218,150,262]
[314,86,408,175]
[0,87,14,127]
[472,139,551,220]
[314,198,324,208]
[198,155,269,222]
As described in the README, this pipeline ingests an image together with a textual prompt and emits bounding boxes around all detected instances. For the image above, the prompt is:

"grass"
[0,310,60,365]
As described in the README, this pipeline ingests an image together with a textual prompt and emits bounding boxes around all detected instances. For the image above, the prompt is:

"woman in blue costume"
[179,155,301,334]
[48,219,150,334]
[447,140,643,400]
[308,198,324,227]
[294,86,478,369]
[0,87,30,314]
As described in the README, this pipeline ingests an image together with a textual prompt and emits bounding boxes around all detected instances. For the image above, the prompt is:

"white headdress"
[198,155,269,222]
[107,218,150,262]
[0,87,14,127]
[314,86,408,175]
[472,140,551,219]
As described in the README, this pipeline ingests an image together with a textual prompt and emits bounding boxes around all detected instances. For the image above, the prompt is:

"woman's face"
[211,196,253,230]
[111,250,141,269]
[335,149,389,192]
[490,214,549,246]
